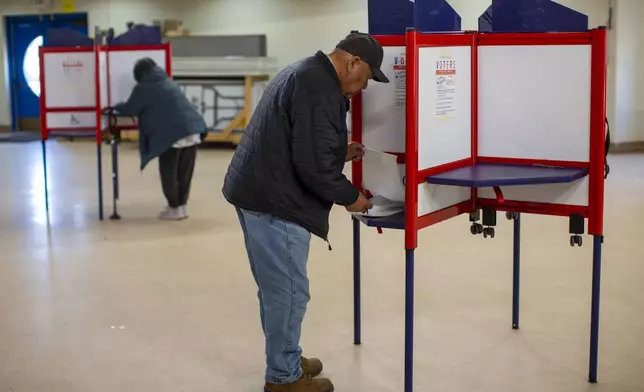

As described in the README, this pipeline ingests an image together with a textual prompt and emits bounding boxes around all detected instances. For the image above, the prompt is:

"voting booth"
[350,1,608,391]
[39,26,171,220]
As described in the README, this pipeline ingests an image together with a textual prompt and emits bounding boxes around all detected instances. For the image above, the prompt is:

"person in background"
[112,57,206,220]
[222,32,388,392]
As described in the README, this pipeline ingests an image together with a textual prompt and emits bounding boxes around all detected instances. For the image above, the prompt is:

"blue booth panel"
[479,0,588,33]
[44,28,93,47]
[368,0,461,35]
[108,25,163,46]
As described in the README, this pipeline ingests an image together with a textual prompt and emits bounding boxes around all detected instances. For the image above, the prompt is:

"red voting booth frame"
[350,28,607,392]
[38,43,172,220]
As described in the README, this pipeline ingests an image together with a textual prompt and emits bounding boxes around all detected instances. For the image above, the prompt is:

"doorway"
[5,13,88,131]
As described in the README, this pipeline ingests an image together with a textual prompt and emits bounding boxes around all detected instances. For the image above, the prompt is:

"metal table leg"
[405,249,415,392]
[353,217,361,345]
[41,140,49,214]
[589,235,603,383]
[110,138,121,220]
[512,214,521,329]
[97,144,104,220]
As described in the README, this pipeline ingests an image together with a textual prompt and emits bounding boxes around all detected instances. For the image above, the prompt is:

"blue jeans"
[236,207,312,384]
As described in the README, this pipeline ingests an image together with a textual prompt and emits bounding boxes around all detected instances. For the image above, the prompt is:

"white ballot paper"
[352,195,404,217]
[362,148,405,202]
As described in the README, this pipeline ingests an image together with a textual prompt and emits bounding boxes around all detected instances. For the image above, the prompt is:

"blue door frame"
[5,12,88,131]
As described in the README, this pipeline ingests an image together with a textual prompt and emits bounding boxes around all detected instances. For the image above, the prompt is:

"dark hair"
[133,57,157,82]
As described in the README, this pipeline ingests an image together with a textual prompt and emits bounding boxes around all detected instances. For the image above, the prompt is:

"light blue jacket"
[113,66,206,170]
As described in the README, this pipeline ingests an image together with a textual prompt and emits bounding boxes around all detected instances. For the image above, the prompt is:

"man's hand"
[346,142,365,162]
[345,192,373,213]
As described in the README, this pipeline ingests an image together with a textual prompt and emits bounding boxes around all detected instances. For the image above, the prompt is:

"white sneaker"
[158,207,184,221]
[179,205,188,219]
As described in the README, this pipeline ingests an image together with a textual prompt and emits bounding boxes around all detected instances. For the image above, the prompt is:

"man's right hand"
[345,192,373,213]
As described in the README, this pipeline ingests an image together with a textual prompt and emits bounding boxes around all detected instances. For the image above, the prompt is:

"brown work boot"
[301,357,323,377]
[264,375,334,392]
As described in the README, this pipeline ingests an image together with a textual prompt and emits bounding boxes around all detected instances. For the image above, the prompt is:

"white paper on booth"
[351,195,404,217]
[362,148,405,202]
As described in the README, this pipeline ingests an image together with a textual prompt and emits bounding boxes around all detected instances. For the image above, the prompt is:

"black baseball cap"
[335,31,390,83]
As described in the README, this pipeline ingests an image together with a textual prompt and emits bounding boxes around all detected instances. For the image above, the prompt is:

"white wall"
[0,0,620,132]
[612,0,644,143]
[0,0,367,127]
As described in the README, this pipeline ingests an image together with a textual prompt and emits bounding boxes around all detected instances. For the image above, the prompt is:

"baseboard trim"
[611,141,644,153]
[0,125,11,133]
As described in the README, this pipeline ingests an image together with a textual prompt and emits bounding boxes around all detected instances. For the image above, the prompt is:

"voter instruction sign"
[393,53,406,108]
[436,56,456,119]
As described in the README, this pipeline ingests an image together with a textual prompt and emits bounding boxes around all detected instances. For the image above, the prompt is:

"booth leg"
[404,249,415,392]
[110,139,121,220]
[41,140,49,214]
[352,217,361,345]
[512,214,521,329]
[589,235,603,383]
[97,144,104,220]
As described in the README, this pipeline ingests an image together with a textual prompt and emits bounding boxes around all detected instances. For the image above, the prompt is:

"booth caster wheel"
[505,212,519,220]
[470,223,483,235]
[570,235,583,247]
[483,227,495,239]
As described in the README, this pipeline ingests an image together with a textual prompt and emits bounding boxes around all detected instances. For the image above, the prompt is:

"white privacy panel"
[362,46,406,153]
[44,52,96,108]
[417,183,471,217]
[46,112,117,130]
[46,112,97,129]
[417,46,472,170]
[477,177,589,207]
[107,49,167,105]
[478,45,591,162]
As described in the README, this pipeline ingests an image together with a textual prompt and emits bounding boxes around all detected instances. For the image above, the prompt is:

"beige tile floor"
[0,141,643,392]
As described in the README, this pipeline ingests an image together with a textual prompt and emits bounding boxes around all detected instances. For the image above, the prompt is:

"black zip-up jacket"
[222,51,359,240]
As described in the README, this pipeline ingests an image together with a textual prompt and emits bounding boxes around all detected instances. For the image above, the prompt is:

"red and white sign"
[435,56,457,118]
